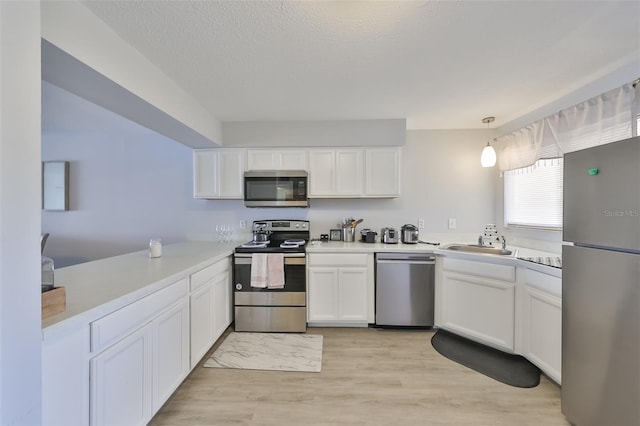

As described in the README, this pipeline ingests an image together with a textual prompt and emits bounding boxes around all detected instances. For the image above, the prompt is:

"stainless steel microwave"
[244,170,309,207]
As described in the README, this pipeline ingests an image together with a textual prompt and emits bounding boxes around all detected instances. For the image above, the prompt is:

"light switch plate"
[448,218,457,229]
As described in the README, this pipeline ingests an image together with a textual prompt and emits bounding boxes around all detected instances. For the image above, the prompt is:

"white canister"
[149,238,162,258]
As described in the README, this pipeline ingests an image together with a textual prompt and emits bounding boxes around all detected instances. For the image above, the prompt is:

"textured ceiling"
[80,0,640,130]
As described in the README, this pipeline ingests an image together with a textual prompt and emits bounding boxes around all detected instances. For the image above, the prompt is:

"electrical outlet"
[418,219,425,229]
[239,220,246,230]
[448,218,457,230]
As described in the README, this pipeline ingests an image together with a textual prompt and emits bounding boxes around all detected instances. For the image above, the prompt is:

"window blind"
[504,158,564,229]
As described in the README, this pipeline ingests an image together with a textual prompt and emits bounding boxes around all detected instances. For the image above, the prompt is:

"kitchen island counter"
[42,241,236,337]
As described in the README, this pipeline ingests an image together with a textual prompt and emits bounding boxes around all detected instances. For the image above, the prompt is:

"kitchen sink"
[442,244,514,256]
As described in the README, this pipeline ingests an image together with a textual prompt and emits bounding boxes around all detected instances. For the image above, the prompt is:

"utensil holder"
[342,227,355,242]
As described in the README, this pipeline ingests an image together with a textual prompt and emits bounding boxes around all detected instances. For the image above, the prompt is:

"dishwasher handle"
[376,259,435,265]
[375,254,435,264]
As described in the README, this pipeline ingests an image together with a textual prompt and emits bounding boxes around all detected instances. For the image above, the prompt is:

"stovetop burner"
[235,220,310,254]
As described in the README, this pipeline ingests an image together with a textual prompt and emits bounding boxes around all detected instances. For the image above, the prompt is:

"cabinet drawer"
[308,253,369,267]
[523,269,562,297]
[90,279,188,353]
[190,258,230,292]
[442,257,515,282]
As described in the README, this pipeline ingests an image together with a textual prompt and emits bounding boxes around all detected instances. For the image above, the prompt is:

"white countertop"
[306,240,437,253]
[42,241,236,337]
[308,239,561,277]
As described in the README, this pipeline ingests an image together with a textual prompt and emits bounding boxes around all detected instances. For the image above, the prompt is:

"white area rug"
[204,332,323,372]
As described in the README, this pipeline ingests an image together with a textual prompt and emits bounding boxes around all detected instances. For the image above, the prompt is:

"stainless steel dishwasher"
[375,253,435,327]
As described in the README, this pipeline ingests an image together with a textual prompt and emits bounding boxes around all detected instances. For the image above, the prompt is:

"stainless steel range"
[233,220,309,332]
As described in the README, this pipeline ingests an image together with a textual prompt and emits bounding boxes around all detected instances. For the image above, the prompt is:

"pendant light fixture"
[480,116,497,167]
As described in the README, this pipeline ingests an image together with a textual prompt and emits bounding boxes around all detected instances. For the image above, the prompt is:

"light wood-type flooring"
[150,327,569,426]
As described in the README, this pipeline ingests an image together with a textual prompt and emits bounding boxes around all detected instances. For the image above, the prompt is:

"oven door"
[233,253,307,332]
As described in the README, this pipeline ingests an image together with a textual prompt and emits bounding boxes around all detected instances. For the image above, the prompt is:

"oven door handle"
[234,254,306,265]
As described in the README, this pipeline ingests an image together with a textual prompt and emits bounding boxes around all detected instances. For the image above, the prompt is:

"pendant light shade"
[480,116,497,168]
[481,142,497,167]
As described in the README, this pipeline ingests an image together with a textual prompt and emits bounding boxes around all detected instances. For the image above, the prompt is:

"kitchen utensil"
[342,226,356,242]
[401,224,419,244]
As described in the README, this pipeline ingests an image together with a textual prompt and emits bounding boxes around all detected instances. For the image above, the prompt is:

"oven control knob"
[235,283,243,290]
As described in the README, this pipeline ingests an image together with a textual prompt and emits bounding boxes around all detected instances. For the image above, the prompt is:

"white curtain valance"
[495,80,639,171]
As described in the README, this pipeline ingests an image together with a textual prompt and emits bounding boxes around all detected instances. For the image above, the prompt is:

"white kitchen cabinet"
[90,322,154,426]
[246,149,308,170]
[521,268,562,384]
[364,147,400,197]
[152,299,190,412]
[308,149,364,197]
[189,257,232,368]
[439,257,516,352]
[307,253,371,326]
[193,149,245,199]
[89,278,189,425]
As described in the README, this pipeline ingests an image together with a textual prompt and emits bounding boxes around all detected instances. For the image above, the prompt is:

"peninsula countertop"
[42,241,236,337]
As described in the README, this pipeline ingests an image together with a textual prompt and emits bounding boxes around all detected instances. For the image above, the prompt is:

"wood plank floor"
[150,327,570,426]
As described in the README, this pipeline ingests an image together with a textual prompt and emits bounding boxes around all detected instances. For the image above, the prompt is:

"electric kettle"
[401,224,419,244]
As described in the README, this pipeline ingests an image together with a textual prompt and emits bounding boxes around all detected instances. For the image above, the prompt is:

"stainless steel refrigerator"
[562,136,640,426]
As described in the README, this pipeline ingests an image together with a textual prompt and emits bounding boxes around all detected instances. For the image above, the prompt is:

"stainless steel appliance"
[244,170,308,207]
[375,253,435,327]
[360,229,376,243]
[401,224,419,244]
[562,136,639,426]
[381,227,398,244]
[234,220,309,332]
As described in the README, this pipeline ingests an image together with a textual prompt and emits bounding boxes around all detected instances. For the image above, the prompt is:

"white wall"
[0,2,42,424]
[41,0,221,148]
[42,85,497,266]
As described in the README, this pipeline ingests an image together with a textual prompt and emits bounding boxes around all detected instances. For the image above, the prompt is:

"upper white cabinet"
[308,149,364,197]
[439,257,516,352]
[193,149,245,199]
[308,147,400,198]
[246,149,308,170]
[365,147,401,197]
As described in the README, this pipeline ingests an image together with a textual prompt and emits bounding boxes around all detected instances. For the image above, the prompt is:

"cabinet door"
[337,267,368,321]
[247,149,307,170]
[90,323,153,426]
[307,267,339,321]
[211,268,232,342]
[153,300,190,412]
[278,149,308,170]
[308,150,335,196]
[365,147,400,197]
[193,149,245,199]
[523,286,562,383]
[193,150,218,197]
[190,283,214,367]
[335,149,364,196]
[441,271,515,351]
[218,149,245,198]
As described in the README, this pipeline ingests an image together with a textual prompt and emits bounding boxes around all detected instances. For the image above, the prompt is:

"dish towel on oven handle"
[250,253,268,288]
[267,253,285,289]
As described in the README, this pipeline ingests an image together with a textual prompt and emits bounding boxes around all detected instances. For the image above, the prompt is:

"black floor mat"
[431,329,541,388]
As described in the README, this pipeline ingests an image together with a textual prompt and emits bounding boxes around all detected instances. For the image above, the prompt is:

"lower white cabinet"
[439,257,516,352]
[189,257,232,368]
[307,253,371,326]
[521,269,562,384]
[89,279,190,426]
[90,323,154,426]
[152,300,190,412]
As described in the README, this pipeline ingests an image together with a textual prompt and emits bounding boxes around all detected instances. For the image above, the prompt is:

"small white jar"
[149,238,162,258]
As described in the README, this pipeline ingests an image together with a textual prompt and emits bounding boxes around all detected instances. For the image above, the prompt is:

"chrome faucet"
[478,235,484,246]
[500,235,506,250]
